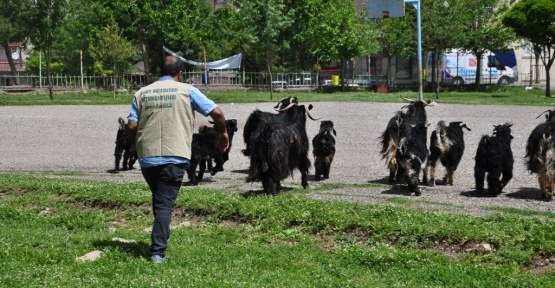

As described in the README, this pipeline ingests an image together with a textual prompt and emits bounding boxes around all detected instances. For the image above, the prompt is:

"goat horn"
[535,109,552,119]
[305,105,320,121]
[276,102,295,111]
[400,95,415,103]
[273,97,291,109]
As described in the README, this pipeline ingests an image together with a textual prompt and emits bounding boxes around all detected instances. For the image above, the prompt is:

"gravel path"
[1,101,555,216]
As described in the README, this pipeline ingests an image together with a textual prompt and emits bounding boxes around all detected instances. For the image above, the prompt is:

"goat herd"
[113,96,555,201]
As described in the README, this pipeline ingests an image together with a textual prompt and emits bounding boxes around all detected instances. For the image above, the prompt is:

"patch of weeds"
[311,182,391,191]
[41,170,88,176]
[484,206,555,219]
[384,196,416,205]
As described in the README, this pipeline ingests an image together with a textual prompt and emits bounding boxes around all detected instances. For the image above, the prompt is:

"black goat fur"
[474,123,514,196]
[246,104,314,194]
[114,117,137,171]
[428,121,471,186]
[525,110,555,200]
[196,119,238,178]
[396,122,429,196]
[379,98,431,184]
[186,131,225,185]
[242,96,299,157]
[312,120,336,181]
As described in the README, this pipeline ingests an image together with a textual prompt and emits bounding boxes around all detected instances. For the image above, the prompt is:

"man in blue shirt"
[128,56,229,263]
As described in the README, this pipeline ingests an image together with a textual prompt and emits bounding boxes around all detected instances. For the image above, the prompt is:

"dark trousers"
[141,163,186,257]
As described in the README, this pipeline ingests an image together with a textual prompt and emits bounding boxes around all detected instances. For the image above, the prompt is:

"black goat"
[186,131,225,185]
[396,122,430,196]
[114,117,137,171]
[428,121,471,186]
[246,103,318,194]
[312,120,336,181]
[525,110,555,200]
[474,122,514,196]
[379,96,435,183]
[242,96,299,157]
[197,119,239,177]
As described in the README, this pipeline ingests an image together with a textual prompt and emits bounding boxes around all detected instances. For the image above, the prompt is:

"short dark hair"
[160,56,184,77]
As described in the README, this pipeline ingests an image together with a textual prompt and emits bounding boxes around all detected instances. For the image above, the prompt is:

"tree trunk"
[2,43,19,86]
[545,55,554,97]
[136,26,151,84]
[386,56,392,90]
[113,64,117,98]
[341,59,346,92]
[535,53,540,84]
[267,40,273,101]
[474,52,482,91]
[45,49,54,100]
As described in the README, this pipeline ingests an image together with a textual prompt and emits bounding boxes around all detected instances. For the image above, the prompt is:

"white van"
[426,49,515,86]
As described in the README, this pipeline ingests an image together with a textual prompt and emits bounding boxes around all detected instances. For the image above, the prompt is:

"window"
[523,40,533,56]
[0,48,6,59]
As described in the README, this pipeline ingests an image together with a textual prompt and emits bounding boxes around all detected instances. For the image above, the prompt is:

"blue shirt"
[128,76,217,168]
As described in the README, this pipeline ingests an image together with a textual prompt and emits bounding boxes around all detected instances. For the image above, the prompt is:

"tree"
[376,4,416,90]
[233,0,294,100]
[90,18,136,98]
[296,0,378,90]
[503,0,555,97]
[459,0,516,91]
[24,0,67,100]
[421,0,467,98]
[103,0,211,83]
[51,0,111,76]
[0,0,30,86]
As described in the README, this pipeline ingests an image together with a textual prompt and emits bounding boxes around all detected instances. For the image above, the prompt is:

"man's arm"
[127,120,138,151]
[209,107,229,153]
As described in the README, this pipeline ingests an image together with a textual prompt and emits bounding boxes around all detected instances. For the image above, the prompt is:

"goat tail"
[118,117,126,130]
[246,125,292,184]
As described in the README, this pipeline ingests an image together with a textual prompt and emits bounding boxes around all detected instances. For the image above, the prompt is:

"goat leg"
[474,166,485,193]
[487,173,501,196]
[429,164,437,187]
[198,158,206,181]
[314,156,322,181]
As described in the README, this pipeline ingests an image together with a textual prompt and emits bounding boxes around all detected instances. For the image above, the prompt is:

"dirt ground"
[1,100,555,216]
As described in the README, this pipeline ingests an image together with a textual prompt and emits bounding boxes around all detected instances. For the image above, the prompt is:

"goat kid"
[312,120,336,181]
[114,117,137,171]
[428,121,471,186]
[197,119,238,177]
[474,122,514,196]
[396,122,430,196]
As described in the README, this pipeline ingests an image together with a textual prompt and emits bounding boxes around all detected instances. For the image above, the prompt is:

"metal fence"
[2,71,504,91]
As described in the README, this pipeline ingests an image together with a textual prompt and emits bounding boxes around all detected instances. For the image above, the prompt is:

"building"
[0,43,27,86]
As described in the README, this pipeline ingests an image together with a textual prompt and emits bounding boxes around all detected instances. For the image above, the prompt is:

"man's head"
[160,56,184,78]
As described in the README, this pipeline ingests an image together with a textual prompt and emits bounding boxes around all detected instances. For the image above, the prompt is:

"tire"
[497,77,510,86]
[452,77,464,86]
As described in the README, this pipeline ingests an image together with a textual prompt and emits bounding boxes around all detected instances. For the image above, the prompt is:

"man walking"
[127,56,229,263]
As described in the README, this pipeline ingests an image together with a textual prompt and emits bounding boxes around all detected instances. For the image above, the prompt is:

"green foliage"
[93,61,113,77]
[89,18,135,73]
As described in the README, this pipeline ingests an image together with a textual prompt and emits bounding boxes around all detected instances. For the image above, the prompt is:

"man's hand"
[216,131,229,153]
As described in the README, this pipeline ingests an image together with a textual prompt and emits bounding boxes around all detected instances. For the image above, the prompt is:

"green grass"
[1,173,555,287]
[485,206,555,219]
[0,85,551,106]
